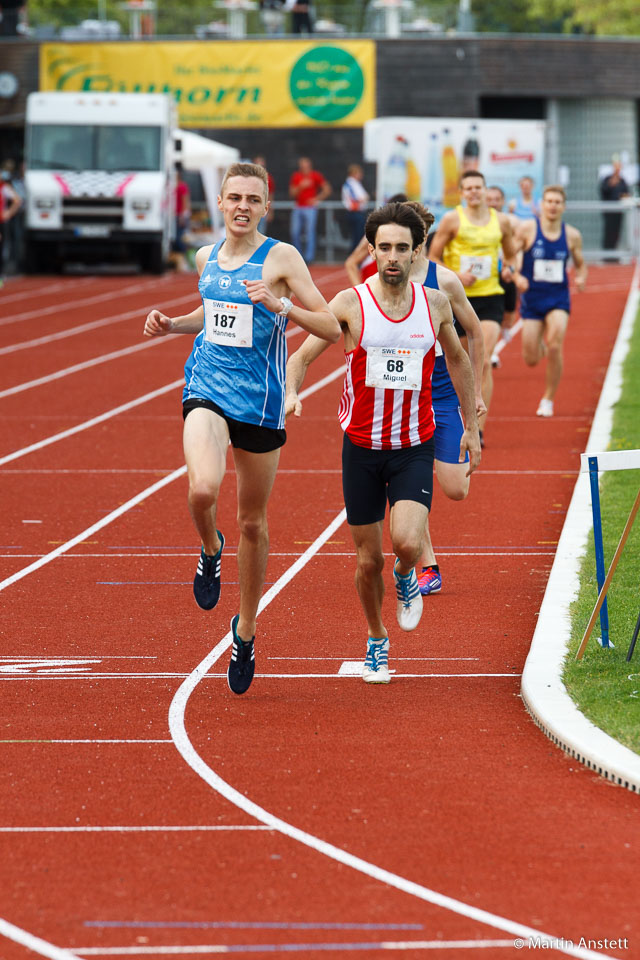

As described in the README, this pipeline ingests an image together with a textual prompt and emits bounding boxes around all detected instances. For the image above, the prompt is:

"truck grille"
[62,197,124,226]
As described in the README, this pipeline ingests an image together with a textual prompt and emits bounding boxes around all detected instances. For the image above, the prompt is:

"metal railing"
[261,199,640,263]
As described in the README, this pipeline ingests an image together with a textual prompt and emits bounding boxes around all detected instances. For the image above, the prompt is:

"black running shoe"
[227,615,255,695]
[193,531,224,610]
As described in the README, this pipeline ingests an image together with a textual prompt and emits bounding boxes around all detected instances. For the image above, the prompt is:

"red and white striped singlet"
[339,281,436,450]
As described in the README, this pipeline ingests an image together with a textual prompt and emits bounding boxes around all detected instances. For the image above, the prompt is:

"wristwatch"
[278,296,293,317]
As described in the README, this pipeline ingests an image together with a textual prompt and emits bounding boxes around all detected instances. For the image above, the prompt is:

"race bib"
[365,346,423,391]
[533,259,564,283]
[460,254,492,280]
[203,298,253,348]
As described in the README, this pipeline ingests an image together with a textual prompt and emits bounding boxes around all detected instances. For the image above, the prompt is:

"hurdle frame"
[576,449,640,658]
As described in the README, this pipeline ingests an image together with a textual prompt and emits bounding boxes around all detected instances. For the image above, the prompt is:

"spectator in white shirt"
[341,164,370,253]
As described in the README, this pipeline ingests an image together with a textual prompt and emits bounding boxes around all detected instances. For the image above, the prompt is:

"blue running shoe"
[193,531,224,610]
[417,566,442,596]
[227,615,255,695]
[393,560,423,631]
[362,637,390,684]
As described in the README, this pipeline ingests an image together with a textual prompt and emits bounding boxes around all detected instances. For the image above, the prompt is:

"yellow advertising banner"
[40,41,376,128]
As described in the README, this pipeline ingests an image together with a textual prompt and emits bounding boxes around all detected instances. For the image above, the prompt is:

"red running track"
[0,264,638,960]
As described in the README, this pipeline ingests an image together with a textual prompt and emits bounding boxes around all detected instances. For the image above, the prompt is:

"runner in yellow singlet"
[430,170,517,445]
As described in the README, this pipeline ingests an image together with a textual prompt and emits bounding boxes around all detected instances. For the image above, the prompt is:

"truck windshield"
[27,124,162,172]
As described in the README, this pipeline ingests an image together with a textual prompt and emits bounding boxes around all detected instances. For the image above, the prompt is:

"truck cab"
[24,92,177,273]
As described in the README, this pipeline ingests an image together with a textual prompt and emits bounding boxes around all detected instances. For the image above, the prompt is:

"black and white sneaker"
[227,615,255,695]
[193,531,224,610]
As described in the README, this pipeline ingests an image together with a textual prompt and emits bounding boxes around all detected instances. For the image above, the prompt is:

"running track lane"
[0,264,637,959]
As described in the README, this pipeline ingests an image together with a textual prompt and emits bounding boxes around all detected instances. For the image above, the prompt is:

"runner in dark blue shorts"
[515,185,587,418]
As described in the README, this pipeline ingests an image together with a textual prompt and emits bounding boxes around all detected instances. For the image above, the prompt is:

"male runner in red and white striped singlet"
[286,202,480,683]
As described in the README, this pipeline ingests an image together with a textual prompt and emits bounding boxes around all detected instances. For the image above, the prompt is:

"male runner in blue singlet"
[144,163,339,695]
[406,202,484,596]
[514,185,587,417]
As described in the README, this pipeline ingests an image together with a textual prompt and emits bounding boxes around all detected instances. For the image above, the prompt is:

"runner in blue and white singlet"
[184,237,288,429]
[144,161,339,697]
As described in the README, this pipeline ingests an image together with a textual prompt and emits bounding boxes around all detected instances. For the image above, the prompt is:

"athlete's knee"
[546,338,563,357]
[444,480,469,501]
[237,511,268,544]
[522,345,539,367]
[356,550,384,582]
[391,532,422,568]
[188,477,220,510]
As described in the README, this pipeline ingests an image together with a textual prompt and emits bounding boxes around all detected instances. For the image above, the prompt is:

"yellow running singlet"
[444,205,504,297]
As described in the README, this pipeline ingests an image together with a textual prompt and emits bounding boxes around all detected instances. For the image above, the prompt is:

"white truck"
[24,91,177,273]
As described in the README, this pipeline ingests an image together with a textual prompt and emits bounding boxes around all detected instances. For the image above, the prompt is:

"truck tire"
[24,239,46,275]
[146,240,165,275]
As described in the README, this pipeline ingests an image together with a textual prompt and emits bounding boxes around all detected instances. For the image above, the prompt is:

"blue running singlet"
[183,237,289,429]
[520,219,570,320]
[424,260,458,407]
[423,260,468,465]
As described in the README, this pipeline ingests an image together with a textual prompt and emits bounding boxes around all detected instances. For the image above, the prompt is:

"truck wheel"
[147,241,165,275]
[24,240,45,274]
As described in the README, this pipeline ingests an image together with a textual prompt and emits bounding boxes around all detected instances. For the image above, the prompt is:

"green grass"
[563,305,640,755]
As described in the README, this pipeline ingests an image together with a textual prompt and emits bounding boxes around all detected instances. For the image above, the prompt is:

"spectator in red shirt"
[289,156,331,264]
[171,164,191,272]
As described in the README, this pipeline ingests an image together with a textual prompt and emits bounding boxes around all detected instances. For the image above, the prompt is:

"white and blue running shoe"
[394,559,423,631]
[362,637,390,684]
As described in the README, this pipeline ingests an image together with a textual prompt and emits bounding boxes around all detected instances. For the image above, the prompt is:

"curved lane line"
[0,917,81,960]
[168,515,612,960]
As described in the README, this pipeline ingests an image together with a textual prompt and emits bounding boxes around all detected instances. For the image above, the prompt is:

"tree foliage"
[24,0,640,36]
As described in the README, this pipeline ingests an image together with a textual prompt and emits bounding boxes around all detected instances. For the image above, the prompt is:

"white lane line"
[0,673,520,681]
[0,276,95,305]
[0,337,168,400]
[0,380,183,466]
[168,514,615,960]
[0,466,186,594]
[0,368,346,590]
[0,825,271,833]
[0,739,174,743]
[0,916,81,960]
[0,325,308,463]
[0,551,556,560]
[70,940,518,955]
[0,276,173,328]
[0,293,197,356]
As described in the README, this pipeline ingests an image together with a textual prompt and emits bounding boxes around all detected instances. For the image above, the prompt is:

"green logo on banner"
[289,46,364,123]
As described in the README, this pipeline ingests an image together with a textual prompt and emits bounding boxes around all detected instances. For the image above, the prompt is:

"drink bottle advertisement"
[364,117,546,223]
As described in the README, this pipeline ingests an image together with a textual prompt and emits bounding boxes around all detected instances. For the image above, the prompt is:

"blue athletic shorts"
[342,434,435,526]
[520,292,570,321]
[434,405,468,465]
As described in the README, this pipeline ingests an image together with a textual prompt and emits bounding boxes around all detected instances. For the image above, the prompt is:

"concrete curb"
[520,262,640,793]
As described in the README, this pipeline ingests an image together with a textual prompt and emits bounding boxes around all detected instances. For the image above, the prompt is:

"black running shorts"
[183,398,286,453]
[455,293,505,336]
[342,433,435,526]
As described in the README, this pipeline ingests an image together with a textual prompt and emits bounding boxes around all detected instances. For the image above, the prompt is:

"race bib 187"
[203,298,253,348]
